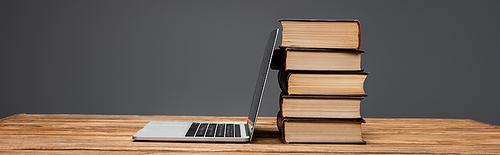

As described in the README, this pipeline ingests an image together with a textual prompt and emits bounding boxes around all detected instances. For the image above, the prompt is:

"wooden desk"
[0,114,499,154]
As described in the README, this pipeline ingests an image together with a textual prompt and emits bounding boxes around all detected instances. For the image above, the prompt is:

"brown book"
[278,71,368,96]
[280,93,363,119]
[279,19,360,49]
[271,47,364,71]
[277,111,366,144]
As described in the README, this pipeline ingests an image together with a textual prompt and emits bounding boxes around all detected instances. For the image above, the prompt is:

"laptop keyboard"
[185,122,241,137]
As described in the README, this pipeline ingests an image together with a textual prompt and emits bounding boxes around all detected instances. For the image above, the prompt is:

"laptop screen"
[246,29,279,141]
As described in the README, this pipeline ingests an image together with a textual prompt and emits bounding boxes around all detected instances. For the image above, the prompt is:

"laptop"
[133,29,279,142]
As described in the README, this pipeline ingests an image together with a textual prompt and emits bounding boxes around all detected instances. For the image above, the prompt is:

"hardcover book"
[279,19,360,49]
[277,111,366,144]
[278,71,368,96]
[271,47,364,71]
[280,93,363,118]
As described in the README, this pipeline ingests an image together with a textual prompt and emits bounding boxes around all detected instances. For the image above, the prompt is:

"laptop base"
[133,121,250,142]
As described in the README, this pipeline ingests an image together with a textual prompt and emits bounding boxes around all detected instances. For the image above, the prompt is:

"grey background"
[2,1,500,125]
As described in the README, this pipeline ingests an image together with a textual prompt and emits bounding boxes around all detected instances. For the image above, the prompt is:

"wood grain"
[1,113,499,154]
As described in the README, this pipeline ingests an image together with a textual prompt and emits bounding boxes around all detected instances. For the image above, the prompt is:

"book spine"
[277,71,290,93]
[276,111,287,144]
[279,92,285,116]
[270,48,285,70]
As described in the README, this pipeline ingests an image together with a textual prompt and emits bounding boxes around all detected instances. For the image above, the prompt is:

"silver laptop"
[133,29,279,142]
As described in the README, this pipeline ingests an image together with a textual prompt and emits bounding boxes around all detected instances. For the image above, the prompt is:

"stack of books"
[272,19,368,144]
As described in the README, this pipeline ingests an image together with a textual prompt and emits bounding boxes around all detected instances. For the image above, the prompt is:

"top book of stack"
[279,19,360,49]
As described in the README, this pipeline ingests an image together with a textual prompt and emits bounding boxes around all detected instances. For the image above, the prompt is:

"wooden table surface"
[1,114,499,154]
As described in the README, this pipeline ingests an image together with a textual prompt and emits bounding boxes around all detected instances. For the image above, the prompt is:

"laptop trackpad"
[135,121,191,137]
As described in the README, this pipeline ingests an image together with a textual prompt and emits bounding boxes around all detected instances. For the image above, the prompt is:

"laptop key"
[216,124,225,137]
[235,124,241,137]
[205,123,216,137]
[195,123,208,137]
[185,122,200,137]
[225,124,234,137]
